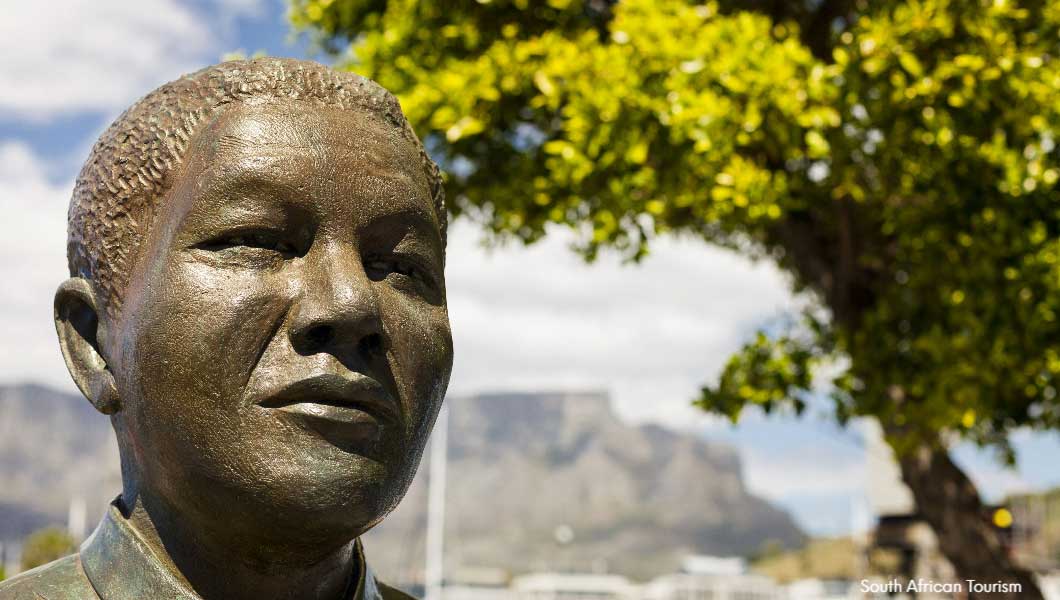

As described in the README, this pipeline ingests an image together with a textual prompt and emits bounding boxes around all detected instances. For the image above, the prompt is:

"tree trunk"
[888,431,1043,599]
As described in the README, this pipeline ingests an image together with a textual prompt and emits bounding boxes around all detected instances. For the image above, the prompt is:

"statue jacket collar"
[79,498,384,600]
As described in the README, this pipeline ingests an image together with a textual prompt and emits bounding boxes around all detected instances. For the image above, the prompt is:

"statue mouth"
[254,372,402,440]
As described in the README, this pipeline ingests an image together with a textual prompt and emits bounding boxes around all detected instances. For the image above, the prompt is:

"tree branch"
[802,0,857,60]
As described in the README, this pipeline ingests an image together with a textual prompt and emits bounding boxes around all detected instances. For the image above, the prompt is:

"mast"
[425,402,449,600]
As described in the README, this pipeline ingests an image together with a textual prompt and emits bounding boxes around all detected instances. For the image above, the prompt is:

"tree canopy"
[292,0,1060,592]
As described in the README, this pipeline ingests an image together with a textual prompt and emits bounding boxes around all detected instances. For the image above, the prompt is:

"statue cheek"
[123,259,287,432]
[386,306,451,423]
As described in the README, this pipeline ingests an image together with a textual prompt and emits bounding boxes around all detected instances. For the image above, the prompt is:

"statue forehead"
[200,99,409,154]
[157,99,435,224]
[157,100,436,227]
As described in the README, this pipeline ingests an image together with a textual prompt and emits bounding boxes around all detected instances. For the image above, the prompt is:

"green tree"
[20,528,76,572]
[292,1,1060,595]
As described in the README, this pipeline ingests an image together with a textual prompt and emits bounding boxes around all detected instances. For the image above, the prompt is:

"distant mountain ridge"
[0,383,121,541]
[362,392,805,582]
[0,385,804,582]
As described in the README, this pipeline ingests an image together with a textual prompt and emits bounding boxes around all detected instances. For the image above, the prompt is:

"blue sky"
[2,0,1059,538]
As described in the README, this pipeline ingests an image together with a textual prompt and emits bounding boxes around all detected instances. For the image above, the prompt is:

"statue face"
[108,101,452,548]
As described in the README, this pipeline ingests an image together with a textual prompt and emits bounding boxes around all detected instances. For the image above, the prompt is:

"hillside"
[0,384,121,541]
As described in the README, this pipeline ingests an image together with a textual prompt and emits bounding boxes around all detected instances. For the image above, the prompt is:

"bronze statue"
[0,58,453,600]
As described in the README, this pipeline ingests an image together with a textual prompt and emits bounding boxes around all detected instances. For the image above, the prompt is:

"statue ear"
[54,278,120,415]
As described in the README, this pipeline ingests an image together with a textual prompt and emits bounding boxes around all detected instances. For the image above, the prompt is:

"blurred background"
[4,1,1060,598]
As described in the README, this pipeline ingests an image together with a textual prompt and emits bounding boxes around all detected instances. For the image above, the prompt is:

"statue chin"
[127,430,417,548]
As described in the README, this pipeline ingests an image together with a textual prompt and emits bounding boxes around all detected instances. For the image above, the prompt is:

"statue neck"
[119,490,358,600]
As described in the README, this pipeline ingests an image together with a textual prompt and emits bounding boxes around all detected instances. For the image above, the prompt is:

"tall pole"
[425,402,449,600]
[67,495,87,542]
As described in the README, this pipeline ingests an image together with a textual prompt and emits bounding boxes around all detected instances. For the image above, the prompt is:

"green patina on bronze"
[0,58,452,600]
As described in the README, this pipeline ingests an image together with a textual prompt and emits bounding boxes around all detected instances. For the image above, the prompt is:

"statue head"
[52,58,453,556]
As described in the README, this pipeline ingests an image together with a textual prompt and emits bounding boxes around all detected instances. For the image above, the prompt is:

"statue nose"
[287,245,387,358]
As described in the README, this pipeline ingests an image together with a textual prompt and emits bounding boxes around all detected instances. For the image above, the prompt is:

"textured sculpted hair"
[68,57,445,316]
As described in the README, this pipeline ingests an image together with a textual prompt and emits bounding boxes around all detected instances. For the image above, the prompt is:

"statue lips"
[254,373,402,453]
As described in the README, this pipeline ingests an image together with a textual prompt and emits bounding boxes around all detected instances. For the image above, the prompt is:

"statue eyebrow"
[180,169,309,231]
[375,204,438,230]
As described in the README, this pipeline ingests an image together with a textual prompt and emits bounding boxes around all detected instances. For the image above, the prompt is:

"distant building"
[678,556,746,577]
[441,583,516,600]
[641,555,782,600]
[511,573,636,600]
[441,567,515,600]
[785,579,860,600]
[641,573,782,600]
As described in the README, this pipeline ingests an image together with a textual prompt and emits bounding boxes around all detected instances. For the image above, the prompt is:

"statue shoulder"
[0,554,98,600]
[377,581,417,600]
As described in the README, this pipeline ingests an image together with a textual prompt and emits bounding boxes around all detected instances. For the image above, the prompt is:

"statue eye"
[366,257,419,280]
[364,253,443,303]
[365,255,439,291]
[197,231,299,258]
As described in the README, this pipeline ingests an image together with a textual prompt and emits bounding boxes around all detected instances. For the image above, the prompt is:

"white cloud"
[0,142,76,390]
[742,442,866,501]
[444,221,798,426]
[0,0,265,120]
